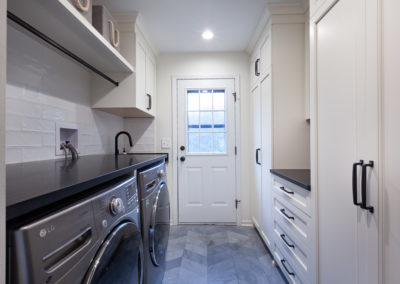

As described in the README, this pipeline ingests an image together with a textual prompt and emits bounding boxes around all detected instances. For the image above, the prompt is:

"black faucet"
[115,131,133,155]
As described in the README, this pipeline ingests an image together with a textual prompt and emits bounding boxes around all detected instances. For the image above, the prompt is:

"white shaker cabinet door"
[314,0,379,283]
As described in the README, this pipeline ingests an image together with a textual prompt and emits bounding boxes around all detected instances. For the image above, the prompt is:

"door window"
[187,89,226,153]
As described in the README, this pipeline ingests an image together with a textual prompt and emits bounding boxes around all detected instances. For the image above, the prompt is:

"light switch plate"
[161,137,171,149]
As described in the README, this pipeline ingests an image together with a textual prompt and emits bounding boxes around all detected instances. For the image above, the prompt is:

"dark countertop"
[270,169,311,191]
[6,154,167,222]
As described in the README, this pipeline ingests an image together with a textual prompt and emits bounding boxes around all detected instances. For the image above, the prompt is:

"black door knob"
[180,156,186,162]
[180,145,185,151]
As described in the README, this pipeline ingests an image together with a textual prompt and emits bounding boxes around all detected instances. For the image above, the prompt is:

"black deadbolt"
[180,145,185,151]
[180,156,186,162]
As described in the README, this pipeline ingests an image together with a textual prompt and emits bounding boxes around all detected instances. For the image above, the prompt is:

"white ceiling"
[96,0,303,53]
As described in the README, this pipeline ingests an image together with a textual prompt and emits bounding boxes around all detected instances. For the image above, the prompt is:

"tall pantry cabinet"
[310,0,381,283]
[249,3,311,279]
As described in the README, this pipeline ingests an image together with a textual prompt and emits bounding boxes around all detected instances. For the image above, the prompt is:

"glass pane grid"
[186,88,227,153]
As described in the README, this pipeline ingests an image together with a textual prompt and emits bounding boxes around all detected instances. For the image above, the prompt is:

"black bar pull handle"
[361,161,374,213]
[147,94,152,110]
[280,186,294,195]
[280,208,295,221]
[255,58,261,76]
[352,160,363,207]
[281,259,295,276]
[280,234,295,248]
[255,148,261,165]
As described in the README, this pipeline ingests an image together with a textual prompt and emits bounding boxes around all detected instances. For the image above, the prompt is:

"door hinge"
[235,146,237,155]
[232,92,237,102]
[235,199,241,209]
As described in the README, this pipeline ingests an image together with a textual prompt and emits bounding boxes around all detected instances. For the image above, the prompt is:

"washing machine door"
[149,183,170,267]
[84,222,143,284]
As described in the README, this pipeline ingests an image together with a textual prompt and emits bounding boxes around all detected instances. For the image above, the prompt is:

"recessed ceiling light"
[202,30,214,40]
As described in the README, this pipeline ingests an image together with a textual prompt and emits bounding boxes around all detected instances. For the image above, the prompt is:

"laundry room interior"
[0,0,399,283]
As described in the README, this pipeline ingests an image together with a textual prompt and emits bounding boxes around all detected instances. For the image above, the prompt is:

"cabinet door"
[260,74,273,248]
[145,55,156,115]
[251,84,262,227]
[259,34,271,76]
[136,40,147,112]
[250,51,260,88]
[314,0,378,283]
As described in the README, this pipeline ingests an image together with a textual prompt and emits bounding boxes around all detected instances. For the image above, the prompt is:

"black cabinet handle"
[255,58,261,76]
[280,234,295,248]
[352,160,363,207]
[361,161,374,213]
[180,156,185,162]
[255,148,261,165]
[280,186,294,195]
[281,259,295,276]
[280,208,294,221]
[180,146,185,151]
[146,94,152,110]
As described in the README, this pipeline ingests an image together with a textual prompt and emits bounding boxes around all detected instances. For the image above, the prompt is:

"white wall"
[0,0,6,282]
[5,24,125,164]
[124,118,156,152]
[155,52,251,224]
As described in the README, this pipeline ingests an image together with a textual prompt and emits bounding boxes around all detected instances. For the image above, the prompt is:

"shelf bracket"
[7,11,119,87]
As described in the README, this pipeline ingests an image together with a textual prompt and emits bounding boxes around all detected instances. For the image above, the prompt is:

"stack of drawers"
[271,176,313,284]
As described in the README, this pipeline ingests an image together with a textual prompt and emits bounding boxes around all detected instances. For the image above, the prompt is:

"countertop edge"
[6,155,167,222]
[270,169,311,191]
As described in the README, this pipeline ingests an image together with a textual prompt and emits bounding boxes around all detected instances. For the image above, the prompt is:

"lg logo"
[39,225,55,238]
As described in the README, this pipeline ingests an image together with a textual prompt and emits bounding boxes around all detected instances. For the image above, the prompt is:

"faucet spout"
[115,131,133,155]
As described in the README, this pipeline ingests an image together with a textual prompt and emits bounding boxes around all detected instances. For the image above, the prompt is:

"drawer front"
[272,176,311,217]
[272,193,311,244]
[274,219,311,281]
[274,243,307,284]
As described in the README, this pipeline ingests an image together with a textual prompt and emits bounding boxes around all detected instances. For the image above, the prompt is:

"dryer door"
[84,222,143,284]
[149,183,170,266]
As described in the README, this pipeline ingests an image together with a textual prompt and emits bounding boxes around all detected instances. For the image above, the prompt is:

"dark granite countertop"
[6,154,167,222]
[270,169,311,191]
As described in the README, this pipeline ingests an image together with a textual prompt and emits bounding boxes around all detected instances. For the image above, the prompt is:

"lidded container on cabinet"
[92,5,121,51]
[67,0,92,23]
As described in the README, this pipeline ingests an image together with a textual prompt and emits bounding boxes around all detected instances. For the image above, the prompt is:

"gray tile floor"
[162,225,287,284]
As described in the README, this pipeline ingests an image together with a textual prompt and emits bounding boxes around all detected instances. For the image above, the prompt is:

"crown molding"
[113,12,158,56]
[246,1,308,54]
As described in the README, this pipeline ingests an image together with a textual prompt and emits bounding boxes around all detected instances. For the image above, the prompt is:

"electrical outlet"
[161,137,171,149]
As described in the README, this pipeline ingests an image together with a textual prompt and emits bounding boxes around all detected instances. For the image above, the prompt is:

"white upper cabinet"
[145,53,156,116]
[250,33,271,88]
[92,13,157,118]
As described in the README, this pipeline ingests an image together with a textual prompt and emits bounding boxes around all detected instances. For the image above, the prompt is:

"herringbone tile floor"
[162,225,287,284]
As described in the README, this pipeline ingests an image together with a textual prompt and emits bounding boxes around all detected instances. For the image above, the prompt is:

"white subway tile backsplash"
[6,114,22,131]
[6,98,42,118]
[22,117,55,133]
[42,133,56,146]
[22,146,54,162]
[6,131,42,147]
[6,84,22,99]
[6,147,23,164]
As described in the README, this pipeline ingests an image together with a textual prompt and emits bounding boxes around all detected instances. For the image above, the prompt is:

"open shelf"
[8,0,134,77]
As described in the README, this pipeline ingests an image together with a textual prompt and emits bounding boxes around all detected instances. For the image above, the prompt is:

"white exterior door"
[314,0,379,283]
[177,78,237,223]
